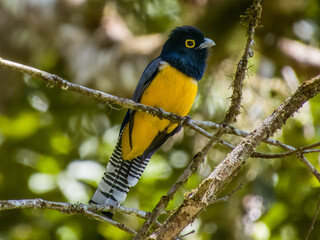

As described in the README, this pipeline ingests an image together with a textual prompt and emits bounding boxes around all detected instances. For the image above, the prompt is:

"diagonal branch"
[305,196,320,240]
[224,0,261,124]
[203,122,320,180]
[147,74,320,239]
[133,133,221,240]
[297,154,320,182]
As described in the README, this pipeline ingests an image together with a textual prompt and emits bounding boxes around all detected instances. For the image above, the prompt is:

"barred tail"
[90,140,149,218]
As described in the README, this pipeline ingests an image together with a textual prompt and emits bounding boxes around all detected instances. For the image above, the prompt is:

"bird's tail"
[89,139,149,218]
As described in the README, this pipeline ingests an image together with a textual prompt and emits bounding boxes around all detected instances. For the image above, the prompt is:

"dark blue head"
[160,26,215,80]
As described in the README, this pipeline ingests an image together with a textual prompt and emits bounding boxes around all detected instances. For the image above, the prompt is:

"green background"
[0,0,320,239]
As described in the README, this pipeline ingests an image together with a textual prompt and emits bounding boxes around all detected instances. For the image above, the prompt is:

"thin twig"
[211,123,320,180]
[296,141,320,152]
[194,120,297,150]
[305,196,320,240]
[178,230,195,239]
[220,140,320,159]
[252,149,320,159]
[297,154,320,182]
[208,183,244,205]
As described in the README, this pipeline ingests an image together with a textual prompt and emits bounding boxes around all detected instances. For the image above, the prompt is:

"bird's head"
[160,26,215,80]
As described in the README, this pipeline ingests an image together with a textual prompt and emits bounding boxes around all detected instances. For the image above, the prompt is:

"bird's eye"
[185,39,195,48]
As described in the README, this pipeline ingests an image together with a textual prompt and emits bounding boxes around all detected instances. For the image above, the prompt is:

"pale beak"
[197,38,215,49]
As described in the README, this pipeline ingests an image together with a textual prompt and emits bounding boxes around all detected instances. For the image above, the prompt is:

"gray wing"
[120,58,162,135]
[132,57,162,102]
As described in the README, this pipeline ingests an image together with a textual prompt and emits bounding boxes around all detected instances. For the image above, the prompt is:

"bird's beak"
[197,38,215,49]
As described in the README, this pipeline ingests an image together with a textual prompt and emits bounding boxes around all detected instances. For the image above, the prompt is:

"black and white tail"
[89,139,149,218]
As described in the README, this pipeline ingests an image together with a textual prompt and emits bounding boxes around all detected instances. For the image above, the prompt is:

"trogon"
[90,26,215,218]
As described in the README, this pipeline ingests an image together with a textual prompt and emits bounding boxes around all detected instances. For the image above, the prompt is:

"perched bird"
[90,26,215,218]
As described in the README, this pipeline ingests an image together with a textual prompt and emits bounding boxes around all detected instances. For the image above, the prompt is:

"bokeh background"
[1,0,320,239]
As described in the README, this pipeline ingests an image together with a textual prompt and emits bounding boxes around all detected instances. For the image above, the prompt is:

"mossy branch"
[147,74,320,240]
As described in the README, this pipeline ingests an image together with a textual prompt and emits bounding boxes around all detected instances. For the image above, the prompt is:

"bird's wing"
[120,58,162,136]
[132,57,162,103]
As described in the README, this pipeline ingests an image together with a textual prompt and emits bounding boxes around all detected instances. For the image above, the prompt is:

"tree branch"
[223,0,261,124]
[207,123,320,180]
[0,57,213,140]
[147,74,320,239]
[222,140,320,159]
[297,154,320,182]
[0,199,149,235]
[305,196,320,240]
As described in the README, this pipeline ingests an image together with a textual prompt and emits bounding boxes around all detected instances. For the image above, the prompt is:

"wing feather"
[120,58,162,145]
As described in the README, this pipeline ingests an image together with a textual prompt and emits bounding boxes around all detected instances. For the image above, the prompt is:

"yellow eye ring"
[185,39,195,48]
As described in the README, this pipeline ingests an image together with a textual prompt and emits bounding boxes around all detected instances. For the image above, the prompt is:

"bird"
[89,26,215,218]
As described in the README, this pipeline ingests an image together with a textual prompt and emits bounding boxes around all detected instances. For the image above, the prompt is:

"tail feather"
[90,139,150,218]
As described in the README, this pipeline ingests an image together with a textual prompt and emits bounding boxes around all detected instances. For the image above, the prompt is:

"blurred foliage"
[0,0,320,239]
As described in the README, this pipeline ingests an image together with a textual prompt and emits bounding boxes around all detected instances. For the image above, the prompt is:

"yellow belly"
[121,62,198,160]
